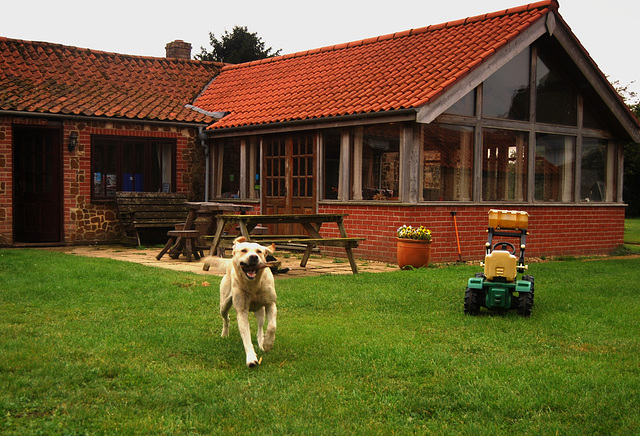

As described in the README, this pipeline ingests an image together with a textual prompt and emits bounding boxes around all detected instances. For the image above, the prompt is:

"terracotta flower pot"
[397,238,431,269]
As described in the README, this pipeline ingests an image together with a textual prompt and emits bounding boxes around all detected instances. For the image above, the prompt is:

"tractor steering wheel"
[492,241,516,255]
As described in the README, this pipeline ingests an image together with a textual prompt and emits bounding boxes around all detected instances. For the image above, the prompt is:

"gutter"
[0,109,210,129]
[200,108,418,138]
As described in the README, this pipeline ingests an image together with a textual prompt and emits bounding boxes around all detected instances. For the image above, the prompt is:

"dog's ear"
[233,236,247,246]
[266,243,276,255]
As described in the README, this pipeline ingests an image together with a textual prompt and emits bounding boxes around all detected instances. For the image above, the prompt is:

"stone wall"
[0,115,205,246]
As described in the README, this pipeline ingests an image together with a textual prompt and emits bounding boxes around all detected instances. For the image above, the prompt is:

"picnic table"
[156,201,253,261]
[202,213,364,273]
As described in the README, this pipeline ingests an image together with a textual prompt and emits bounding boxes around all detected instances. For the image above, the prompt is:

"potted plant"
[396,225,432,269]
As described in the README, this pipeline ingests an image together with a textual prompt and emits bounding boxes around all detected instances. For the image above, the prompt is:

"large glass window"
[357,124,400,200]
[422,124,474,201]
[482,129,528,201]
[482,49,530,121]
[535,134,575,202]
[92,136,175,200]
[323,130,341,199]
[445,90,475,116]
[220,139,241,198]
[536,54,577,126]
[581,138,610,202]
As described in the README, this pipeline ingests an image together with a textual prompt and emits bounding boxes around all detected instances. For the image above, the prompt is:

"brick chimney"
[165,40,192,60]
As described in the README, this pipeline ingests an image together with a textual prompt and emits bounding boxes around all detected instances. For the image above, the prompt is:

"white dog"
[205,237,278,367]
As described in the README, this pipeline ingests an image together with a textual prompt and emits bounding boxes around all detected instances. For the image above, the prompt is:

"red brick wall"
[317,204,626,264]
[0,117,14,245]
[0,115,204,246]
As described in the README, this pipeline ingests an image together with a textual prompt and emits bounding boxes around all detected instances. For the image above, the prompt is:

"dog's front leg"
[255,307,265,351]
[262,302,277,353]
[236,311,259,367]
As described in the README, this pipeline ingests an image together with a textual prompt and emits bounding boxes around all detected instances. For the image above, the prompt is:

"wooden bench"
[208,234,365,271]
[115,191,189,245]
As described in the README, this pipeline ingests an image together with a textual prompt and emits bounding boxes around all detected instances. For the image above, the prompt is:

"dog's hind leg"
[262,303,277,353]
[255,307,265,351]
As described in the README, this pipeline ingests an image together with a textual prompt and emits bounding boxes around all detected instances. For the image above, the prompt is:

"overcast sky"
[2,0,638,102]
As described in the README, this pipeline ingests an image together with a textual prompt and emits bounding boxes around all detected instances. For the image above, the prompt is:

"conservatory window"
[353,124,400,200]
[536,54,577,126]
[535,134,575,202]
[482,129,528,202]
[581,138,612,202]
[323,130,342,200]
[219,139,241,198]
[482,49,530,121]
[422,124,474,201]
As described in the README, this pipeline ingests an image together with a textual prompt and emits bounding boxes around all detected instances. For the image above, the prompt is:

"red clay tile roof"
[194,0,557,130]
[0,38,222,123]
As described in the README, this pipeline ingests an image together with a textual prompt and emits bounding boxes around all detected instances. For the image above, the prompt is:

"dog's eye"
[240,249,248,253]
[256,249,262,254]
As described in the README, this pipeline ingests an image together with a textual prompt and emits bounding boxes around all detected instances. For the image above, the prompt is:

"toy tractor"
[464,210,534,317]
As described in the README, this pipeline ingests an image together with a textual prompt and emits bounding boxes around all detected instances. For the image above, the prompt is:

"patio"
[41,245,397,277]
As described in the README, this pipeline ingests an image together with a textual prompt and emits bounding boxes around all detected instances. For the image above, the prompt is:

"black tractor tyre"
[464,287,482,315]
[522,275,535,306]
[517,290,533,317]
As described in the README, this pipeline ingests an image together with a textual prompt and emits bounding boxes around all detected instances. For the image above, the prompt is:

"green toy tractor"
[464,210,534,317]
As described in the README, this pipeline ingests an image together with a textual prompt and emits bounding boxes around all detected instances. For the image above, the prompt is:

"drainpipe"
[198,128,210,201]
[185,105,227,202]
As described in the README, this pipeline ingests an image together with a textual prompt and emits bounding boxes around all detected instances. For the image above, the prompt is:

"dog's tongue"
[246,269,257,279]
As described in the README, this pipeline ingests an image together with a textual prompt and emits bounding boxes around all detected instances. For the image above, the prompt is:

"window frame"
[90,135,177,202]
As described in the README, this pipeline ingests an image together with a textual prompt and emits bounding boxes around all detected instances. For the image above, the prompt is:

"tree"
[196,26,281,64]
[614,80,640,216]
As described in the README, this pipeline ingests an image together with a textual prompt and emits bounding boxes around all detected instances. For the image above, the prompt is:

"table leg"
[156,235,176,260]
[203,217,226,271]
[345,246,359,274]
[300,244,313,267]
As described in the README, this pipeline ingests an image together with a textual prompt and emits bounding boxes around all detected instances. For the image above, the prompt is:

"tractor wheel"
[517,290,533,317]
[464,287,482,315]
[522,275,535,306]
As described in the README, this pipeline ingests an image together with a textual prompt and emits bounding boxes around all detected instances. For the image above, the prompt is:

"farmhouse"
[0,40,221,244]
[1,0,639,264]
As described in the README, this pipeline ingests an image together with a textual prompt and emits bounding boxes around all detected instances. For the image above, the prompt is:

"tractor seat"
[483,250,517,282]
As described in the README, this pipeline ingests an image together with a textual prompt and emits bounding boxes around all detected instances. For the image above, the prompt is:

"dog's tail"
[202,256,231,273]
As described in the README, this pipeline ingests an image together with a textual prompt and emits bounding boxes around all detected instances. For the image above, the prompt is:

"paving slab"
[42,245,398,278]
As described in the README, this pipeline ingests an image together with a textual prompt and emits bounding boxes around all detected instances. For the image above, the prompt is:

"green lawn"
[1,249,639,434]
[625,217,640,245]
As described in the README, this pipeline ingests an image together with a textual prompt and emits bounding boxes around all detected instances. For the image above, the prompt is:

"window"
[581,138,610,202]
[482,49,530,121]
[323,130,341,199]
[445,90,475,116]
[422,124,474,201]
[536,54,577,126]
[355,124,400,200]
[483,129,528,201]
[535,134,575,202]
[92,136,175,200]
[220,139,241,198]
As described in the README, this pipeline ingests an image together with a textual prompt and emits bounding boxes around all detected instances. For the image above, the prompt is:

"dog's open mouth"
[240,262,264,280]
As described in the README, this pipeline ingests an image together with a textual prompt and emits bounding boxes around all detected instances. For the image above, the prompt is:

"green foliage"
[196,26,281,64]
[614,80,640,217]
[1,249,639,434]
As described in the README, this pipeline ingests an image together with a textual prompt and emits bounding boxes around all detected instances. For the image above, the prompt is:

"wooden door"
[263,133,316,233]
[13,127,62,243]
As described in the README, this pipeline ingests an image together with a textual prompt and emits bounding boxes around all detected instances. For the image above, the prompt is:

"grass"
[624,217,640,245]
[1,249,639,434]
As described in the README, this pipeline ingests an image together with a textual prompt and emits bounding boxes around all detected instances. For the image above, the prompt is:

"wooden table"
[156,202,253,261]
[203,213,364,273]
